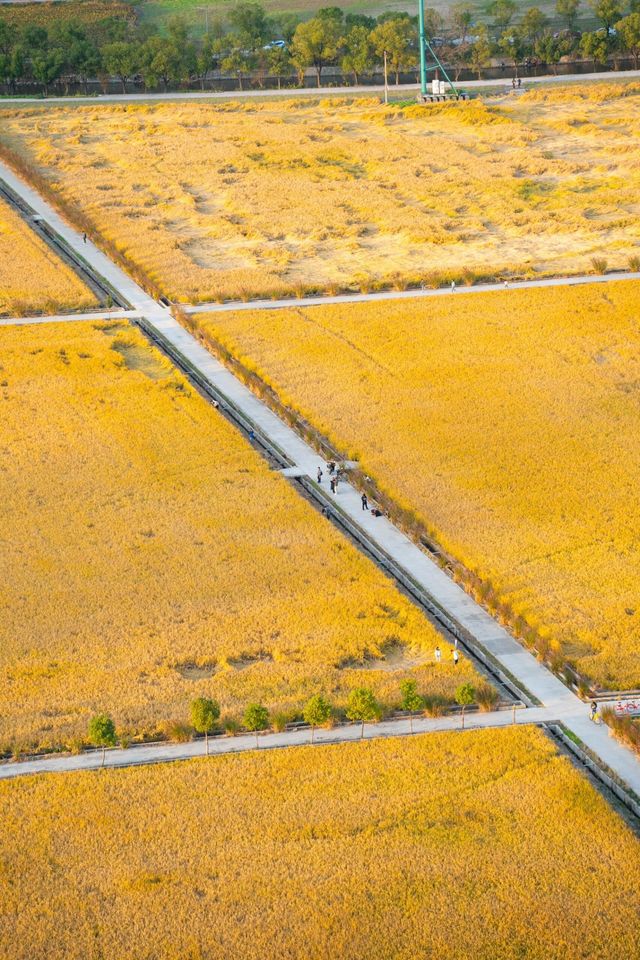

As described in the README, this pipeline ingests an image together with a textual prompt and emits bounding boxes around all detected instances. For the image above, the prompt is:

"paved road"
[0,68,638,106]
[0,707,548,780]
[185,270,640,315]
[2,156,640,798]
[0,309,140,327]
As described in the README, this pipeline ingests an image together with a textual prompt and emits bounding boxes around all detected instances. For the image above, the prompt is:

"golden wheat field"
[0,81,639,302]
[0,196,96,316]
[195,279,640,690]
[0,320,477,751]
[2,727,640,960]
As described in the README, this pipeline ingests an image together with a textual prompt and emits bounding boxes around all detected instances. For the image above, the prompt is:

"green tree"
[498,27,527,76]
[580,28,610,65]
[346,687,381,738]
[303,694,332,742]
[371,17,417,84]
[424,7,445,37]
[399,678,423,734]
[556,0,581,31]
[521,7,550,43]
[88,713,117,767]
[345,12,377,30]
[452,2,474,41]
[195,35,215,90]
[455,682,475,729]
[266,43,291,88]
[272,12,301,43]
[220,41,252,91]
[341,24,374,83]
[487,0,517,32]
[190,696,220,755]
[535,33,567,71]
[244,702,270,746]
[469,24,492,77]
[318,6,345,25]
[616,12,640,66]
[229,0,271,51]
[141,35,189,91]
[290,16,342,87]
[590,0,623,32]
[102,40,139,93]
[32,48,64,95]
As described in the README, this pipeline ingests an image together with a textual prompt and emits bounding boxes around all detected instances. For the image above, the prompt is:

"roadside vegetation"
[0,195,96,316]
[1,80,638,301]
[0,320,478,754]
[2,727,640,959]
[194,280,640,691]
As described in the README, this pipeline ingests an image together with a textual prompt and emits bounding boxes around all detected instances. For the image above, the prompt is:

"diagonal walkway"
[2,158,640,797]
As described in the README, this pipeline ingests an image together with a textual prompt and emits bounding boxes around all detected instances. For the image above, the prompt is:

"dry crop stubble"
[0,195,96,316]
[1,727,640,960]
[0,320,476,751]
[194,280,640,690]
[0,81,638,302]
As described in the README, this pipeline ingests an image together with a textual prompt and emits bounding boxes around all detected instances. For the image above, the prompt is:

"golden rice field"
[0,81,639,302]
[195,279,640,690]
[0,195,96,316]
[0,320,476,752]
[2,727,639,960]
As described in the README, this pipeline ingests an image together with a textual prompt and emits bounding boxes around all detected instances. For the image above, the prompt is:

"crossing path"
[0,708,551,780]
[184,269,640,315]
[1,156,640,800]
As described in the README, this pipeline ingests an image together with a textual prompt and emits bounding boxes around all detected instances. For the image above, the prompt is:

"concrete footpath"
[185,270,640,314]
[0,708,547,780]
[0,68,639,106]
[2,157,640,798]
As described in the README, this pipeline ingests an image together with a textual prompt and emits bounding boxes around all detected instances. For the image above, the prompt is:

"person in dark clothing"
[317,466,323,483]
[371,507,383,517]
[327,461,336,475]
[330,477,337,494]
[361,493,368,510]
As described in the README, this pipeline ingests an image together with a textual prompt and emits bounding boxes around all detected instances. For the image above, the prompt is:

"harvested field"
[0,81,639,301]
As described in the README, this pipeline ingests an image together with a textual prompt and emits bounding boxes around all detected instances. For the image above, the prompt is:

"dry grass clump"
[0,80,639,301]
[0,320,476,752]
[1,727,640,960]
[195,280,640,690]
[0,195,96,316]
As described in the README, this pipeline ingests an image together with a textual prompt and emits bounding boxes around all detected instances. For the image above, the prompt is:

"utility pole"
[417,0,427,97]
[383,50,388,104]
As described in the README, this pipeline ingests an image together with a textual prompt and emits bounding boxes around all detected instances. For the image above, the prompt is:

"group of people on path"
[317,462,383,516]
[434,644,459,666]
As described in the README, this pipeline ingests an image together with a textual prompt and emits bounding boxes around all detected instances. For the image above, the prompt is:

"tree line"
[1,0,639,95]
[84,678,485,764]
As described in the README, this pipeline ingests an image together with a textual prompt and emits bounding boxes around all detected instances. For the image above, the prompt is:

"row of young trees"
[86,679,483,764]
[1,0,640,94]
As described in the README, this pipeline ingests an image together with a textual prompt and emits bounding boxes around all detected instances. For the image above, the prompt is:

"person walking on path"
[83,232,87,244]
[330,477,337,494]
[589,701,600,723]
[327,461,335,475]
[435,646,441,664]
[361,493,368,511]
[453,649,459,666]
[450,280,456,293]
[317,466,323,483]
